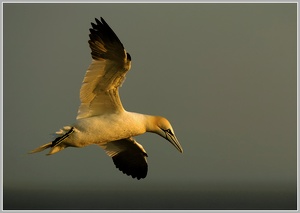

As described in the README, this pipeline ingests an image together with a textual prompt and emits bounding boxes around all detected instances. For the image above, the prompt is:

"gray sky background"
[3,3,297,210]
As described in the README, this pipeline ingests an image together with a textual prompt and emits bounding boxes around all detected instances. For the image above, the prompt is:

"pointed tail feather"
[28,142,52,154]
[29,126,74,155]
[29,142,66,155]
[47,145,66,155]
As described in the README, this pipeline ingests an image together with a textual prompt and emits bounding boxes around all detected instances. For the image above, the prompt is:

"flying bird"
[30,17,183,180]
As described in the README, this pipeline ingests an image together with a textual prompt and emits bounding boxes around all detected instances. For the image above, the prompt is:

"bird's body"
[30,17,183,179]
[59,112,148,149]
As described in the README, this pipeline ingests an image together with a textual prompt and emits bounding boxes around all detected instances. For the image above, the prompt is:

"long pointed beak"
[166,133,183,153]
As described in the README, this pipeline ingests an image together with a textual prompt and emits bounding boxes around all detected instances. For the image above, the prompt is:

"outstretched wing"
[99,138,148,180]
[77,17,131,119]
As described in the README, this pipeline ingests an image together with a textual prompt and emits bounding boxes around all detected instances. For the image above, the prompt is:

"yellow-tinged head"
[146,116,183,153]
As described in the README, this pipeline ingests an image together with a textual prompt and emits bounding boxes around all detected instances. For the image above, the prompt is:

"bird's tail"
[29,126,74,155]
[29,142,52,154]
[28,142,67,155]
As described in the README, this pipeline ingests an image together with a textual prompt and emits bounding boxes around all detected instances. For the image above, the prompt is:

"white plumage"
[30,17,183,180]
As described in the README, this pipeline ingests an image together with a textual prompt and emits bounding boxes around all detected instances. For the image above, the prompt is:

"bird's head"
[149,116,183,153]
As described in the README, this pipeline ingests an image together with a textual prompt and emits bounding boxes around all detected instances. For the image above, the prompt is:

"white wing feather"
[77,18,131,119]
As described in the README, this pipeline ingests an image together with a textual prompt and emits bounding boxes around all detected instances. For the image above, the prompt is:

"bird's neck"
[125,111,161,134]
[143,114,162,133]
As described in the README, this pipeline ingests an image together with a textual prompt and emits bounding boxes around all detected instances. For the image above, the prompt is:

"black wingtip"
[95,17,101,25]
[100,17,106,25]
[88,17,125,60]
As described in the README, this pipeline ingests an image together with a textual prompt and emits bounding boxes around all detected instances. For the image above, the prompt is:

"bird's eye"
[165,129,173,136]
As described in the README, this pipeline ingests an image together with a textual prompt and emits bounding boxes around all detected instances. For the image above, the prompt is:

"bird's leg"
[52,127,75,147]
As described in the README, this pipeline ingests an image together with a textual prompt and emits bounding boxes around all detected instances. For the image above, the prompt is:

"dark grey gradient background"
[3,3,297,210]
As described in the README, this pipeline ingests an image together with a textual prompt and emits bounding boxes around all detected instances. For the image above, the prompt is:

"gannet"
[29,17,183,180]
